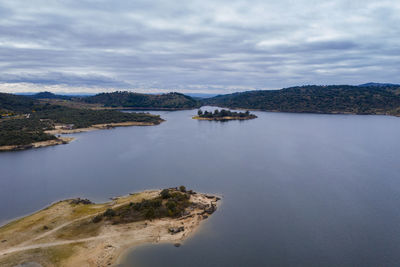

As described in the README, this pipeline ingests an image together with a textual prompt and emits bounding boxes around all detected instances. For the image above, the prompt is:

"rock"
[174,243,181,247]
[205,195,215,199]
[216,197,221,201]
[204,204,216,215]
[70,198,93,205]
[1,239,6,243]
[168,226,185,234]
[195,203,206,209]
[43,225,49,230]
[202,215,208,219]
[182,211,190,216]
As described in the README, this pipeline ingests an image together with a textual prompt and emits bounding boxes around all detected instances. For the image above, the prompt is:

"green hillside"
[203,85,400,116]
[83,91,200,109]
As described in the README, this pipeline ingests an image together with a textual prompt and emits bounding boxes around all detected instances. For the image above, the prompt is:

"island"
[0,93,164,151]
[193,109,257,121]
[0,187,220,267]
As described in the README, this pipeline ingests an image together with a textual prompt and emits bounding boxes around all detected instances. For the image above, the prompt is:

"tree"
[197,109,203,116]
[160,189,170,199]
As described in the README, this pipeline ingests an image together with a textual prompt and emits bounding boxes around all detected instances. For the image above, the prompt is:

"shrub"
[160,189,170,199]
[104,208,116,217]
[179,186,186,192]
[92,215,103,223]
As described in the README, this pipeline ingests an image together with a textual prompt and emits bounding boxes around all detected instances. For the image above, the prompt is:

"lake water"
[1,108,400,266]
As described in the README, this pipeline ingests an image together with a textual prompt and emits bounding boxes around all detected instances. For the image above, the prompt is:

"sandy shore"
[0,121,158,152]
[0,189,220,267]
[0,137,74,152]
[45,121,158,135]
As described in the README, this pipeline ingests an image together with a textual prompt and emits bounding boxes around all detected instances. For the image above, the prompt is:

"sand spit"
[0,121,158,152]
[45,121,158,135]
[0,189,220,267]
[0,137,74,152]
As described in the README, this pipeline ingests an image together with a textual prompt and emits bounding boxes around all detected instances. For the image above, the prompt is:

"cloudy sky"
[0,0,399,94]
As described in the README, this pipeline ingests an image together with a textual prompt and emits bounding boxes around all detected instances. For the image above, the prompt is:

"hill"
[359,82,400,88]
[83,91,200,109]
[202,85,400,116]
[0,93,37,114]
[28,91,73,100]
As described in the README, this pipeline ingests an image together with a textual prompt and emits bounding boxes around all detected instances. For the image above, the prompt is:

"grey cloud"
[0,0,399,93]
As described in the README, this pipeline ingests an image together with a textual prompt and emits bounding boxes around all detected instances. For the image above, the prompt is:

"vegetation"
[0,118,56,146]
[202,85,400,116]
[31,104,162,128]
[83,91,200,109]
[28,91,73,100]
[0,93,37,114]
[0,93,163,147]
[94,188,191,224]
[196,109,257,120]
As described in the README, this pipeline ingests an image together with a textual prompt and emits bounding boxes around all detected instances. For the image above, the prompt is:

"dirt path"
[0,233,124,256]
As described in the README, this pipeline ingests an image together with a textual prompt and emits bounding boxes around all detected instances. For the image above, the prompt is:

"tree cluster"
[197,109,253,118]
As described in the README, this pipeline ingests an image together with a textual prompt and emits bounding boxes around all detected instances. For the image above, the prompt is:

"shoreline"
[115,195,223,265]
[45,121,159,135]
[0,137,74,152]
[0,189,220,267]
[0,121,161,152]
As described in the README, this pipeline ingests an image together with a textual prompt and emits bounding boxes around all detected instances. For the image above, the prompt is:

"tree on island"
[196,109,256,119]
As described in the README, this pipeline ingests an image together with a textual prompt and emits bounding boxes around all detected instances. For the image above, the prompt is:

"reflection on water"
[1,109,400,266]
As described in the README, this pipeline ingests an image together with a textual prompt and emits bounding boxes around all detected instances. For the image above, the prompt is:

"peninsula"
[193,109,257,121]
[0,93,163,151]
[0,187,220,267]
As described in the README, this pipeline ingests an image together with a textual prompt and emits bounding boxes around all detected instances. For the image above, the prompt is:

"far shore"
[0,121,161,152]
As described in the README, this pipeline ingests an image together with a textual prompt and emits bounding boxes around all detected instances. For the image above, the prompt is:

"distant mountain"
[28,91,72,100]
[185,93,218,99]
[202,85,400,116]
[359,83,400,88]
[83,91,200,109]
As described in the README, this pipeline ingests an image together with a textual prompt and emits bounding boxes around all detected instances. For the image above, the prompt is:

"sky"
[0,0,399,94]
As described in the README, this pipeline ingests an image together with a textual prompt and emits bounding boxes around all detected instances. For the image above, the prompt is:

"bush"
[92,215,103,223]
[145,207,155,219]
[160,189,170,199]
[179,186,186,192]
[104,208,116,217]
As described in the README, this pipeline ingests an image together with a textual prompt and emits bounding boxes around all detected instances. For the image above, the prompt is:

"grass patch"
[0,243,80,267]
[55,219,102,240]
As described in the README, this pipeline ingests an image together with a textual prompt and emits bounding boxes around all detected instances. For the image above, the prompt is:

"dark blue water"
[1,109,400,266]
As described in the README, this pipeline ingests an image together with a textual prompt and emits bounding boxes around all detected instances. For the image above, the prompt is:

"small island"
[0,187,220,267]
[193,109,257,121]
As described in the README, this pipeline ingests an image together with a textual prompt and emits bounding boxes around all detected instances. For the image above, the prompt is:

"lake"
[1,108,400,266]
